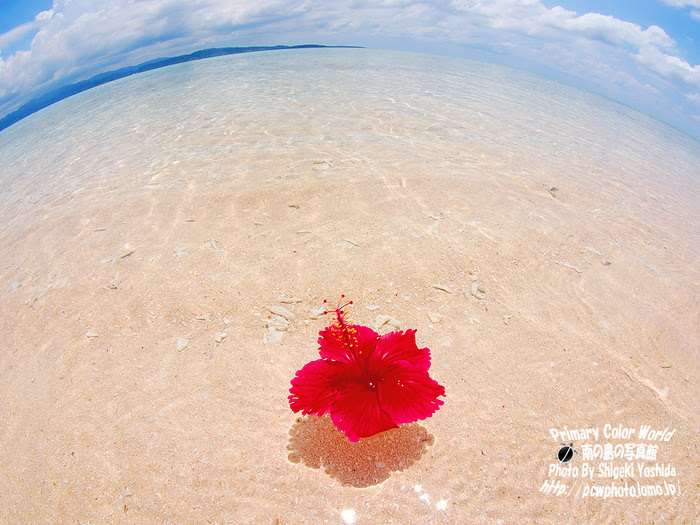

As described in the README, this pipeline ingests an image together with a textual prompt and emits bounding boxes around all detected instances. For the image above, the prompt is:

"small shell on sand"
[309,308,326,320]
[375,315,401,331]
[176,337,190,352]
[554,260,583,273]
[269,305,295,322]
[427,311,443,323]
[543,183,558,197]
[470,282,486,299]
[278,296,303,304]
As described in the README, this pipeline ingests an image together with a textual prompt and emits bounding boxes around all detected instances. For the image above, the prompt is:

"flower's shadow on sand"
[287,415,435,488]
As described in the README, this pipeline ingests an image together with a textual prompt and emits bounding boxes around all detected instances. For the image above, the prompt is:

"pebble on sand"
[427,311,443,323]
[375,315,401,331]
[105,272,121,290]
[176,337,190,352]
[269,305,296,322]
[264,322,287,344]
[470,282,486,299]
[278,296,303,304]
[543,183,558,197]
[309,308,326,320]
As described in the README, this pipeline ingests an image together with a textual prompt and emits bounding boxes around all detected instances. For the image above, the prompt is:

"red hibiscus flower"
[288,300,446,442]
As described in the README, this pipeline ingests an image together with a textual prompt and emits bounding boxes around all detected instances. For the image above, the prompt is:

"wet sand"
[0,49,698,523]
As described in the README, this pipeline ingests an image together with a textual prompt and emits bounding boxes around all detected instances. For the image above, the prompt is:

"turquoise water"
[0,48,697,523]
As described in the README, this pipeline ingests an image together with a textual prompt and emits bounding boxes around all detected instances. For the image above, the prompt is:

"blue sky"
[0,0,699,138]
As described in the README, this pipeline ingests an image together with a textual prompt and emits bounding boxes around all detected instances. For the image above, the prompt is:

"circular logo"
[557,442,578,463]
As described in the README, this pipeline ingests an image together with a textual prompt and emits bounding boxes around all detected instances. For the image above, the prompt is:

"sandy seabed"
[0,49,698,523]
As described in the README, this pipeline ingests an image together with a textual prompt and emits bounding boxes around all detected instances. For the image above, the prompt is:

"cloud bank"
[0,0,699,137]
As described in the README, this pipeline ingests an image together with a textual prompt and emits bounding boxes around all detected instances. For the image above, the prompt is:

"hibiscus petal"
[328,381,397,442]
[291,312,445,442]
[370,329,431,371]
[378,366,445,425]
[288,359,345,416]
[318,323,379,364]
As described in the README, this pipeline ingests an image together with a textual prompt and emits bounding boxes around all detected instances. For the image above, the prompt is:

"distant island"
[0,44,362,134]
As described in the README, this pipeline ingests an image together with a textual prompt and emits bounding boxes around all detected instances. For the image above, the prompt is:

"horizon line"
[0,44,364,134]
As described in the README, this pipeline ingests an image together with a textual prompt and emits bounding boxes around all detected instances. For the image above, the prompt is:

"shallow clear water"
[0,48,697,523]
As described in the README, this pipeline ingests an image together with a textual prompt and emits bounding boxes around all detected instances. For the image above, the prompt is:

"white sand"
[0,49,698,523]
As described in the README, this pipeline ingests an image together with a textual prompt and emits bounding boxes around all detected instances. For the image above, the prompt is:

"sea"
[0,47,697,523]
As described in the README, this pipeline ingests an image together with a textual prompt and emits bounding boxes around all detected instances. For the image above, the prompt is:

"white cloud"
[0,21,39,56]
[374,1,698,89]
[442,1,676,52]
[662,0,700,21]
[0,0,304,111]
[661,0,700,8]
[559,14,674,49]
[0,8,53,57]
[634,45,700,86]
